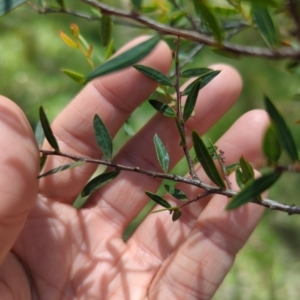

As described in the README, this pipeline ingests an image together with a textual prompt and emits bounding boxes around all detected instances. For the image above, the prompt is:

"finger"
[148,173,264,300]
[87,64,242,230]
[0,97,39,264]
[39,37,172,202]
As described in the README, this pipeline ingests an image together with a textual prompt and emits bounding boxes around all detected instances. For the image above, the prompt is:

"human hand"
[0,37,268,299]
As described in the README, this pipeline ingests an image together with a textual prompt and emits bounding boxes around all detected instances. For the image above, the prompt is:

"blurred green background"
[1,1,300,299]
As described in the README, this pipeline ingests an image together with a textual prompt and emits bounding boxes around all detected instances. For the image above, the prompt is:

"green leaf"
[252,4,278,48]
[55,0,65,9]
[61,69,85,84]
[145,191,171,208]
[149,99,176,118]
[183,80,201,122]
[105,39,114,60]
[192,131,226,189]
[153,134,170,173]
[243,0,278,8]
[101,14,113,47]
[35,120,45,148]
[227,171,282,210]
[172,208,182,221]
[263,124,281,163]
[239,156,255,184]
[81,170,120,197]
[93,114,113,160]
[164,184,187,201]
[85,36,160,83]
[175,118,186,147]
[181,68,212,78]
[39,107,60,152]
[225,163,239,175]
[193,0,223,43]
[0,0,27,16]
[39,155,47,172]
[38,161,85,179]
[133,64,173,87]
[131,0,143,10]
[182,70,220,95]
[123,121,135,136]
[264,96,298,162]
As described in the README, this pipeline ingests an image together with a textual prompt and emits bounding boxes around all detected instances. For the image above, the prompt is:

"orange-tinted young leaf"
[70,23,80,38]
[59,30,78,48]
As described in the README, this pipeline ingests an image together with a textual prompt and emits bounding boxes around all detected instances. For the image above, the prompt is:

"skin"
[0,37,268,300]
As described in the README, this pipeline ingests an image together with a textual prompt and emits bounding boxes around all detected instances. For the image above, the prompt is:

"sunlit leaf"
[123,121,135,136]
[35,120,44,148]
[181,68,211,78]
[227,170,282,210]
[145,191,171,208]
[192,131,226,189]
[182,70,220,95]
[263,124,281,163]
[264,96,298,162]
[85,36,160,83]
[149,99,176,118]
[183,80,201,122]
[59,31,78,48]
[39,107,60,152]
[193,0,223,43]
[38,161,85,179]
[252,4,278,48]
[105,39,114,60]
[164,184,187,201]
[61,69,85,84]
[172,208,182,221]
[101,14,113,47]
[0,0,27,16]
[154,133,170,173]
[81,170,120,197]
[133,64,173,87]
[93,114,113,160]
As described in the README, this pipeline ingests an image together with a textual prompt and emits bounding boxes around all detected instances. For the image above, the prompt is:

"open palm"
[0,37,267,300]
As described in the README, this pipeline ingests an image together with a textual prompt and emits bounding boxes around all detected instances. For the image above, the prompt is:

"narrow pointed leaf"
[227,171,282,210]
[133,64,173,87]
[38,161,85,179]
[85,36,160,82]
[39,107,60,152]
[263,124,281,163]
[181,68,211,78]
[164,184,187,201]
[182,70,220,95]
[149,99,176,118]
[239,156,255,183]
[225,163,239,175]
[175,118,186,147]
[0,0,27,16]
[81,170,120,197]
[101,14,113,47]
[153,133,170,173]
[264,96,298,161]
[235,168,244,189]
[145,191,171,208]
[93,114,113,160]
[183,80,201,122]
[252,4,278,48]
[61,69,85,84]
[172,208,182,221]
[39,155,47,172]
[35,120,45,148]
[59,31,78,48]
[192,131,226,189]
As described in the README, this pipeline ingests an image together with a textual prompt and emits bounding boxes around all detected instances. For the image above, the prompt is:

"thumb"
[0,97,39,264]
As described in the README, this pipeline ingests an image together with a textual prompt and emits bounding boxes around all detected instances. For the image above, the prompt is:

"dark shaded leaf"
[181,68,211,78]
[39,155,47,172]
[38,161,85,179]
[153,134,170,173]
[239,156,255,183]
[172,208,182,221]
[0,0,26,16]
[165,184,187,201]
[192,0,223,43]
[182,70,220,95]
[227,171,282,210]
[131,0,143,10]
[263,124,281,163]
[94,114,113,160]
[61,69,85,84]
[145,191,171,208]
[55,0,65,9]
[175,118,186,147]
[39,107,60,152]
[85,36,160,83]
[101,14,113,47]
[252,4,278,48]
[235,168,244,189]
[183,80,201,122]
[35,120,44,148]
[81,170,120,197]
[133,64,173,87]
[149,99,176,118]
[192,131,226,189]
[264,96,298,162]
